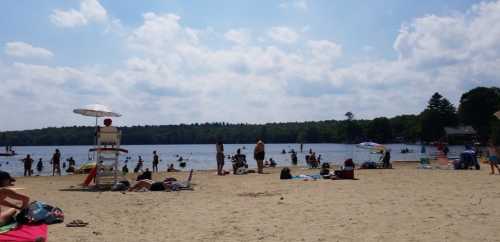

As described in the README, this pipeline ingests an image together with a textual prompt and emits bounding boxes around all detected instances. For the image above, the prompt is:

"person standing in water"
[134,156,144,173]
[487,140,499,175]
[216,141,225,175]
[51,149,61,176]
[152,151,159,172]
[36,158,43,173]
[254,140,265,174]
[21,154,34,176]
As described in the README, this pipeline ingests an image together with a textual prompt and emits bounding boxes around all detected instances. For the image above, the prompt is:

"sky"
[1,0,500,131]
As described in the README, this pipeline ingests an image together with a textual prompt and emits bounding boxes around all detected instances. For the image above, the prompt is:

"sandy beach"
[9,162,500,242]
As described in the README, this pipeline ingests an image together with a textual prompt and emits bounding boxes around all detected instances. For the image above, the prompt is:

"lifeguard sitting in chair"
[97,118,119,147]
[82,118,128,187]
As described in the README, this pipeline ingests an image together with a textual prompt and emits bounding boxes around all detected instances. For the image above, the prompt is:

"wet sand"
[10,162,500,242]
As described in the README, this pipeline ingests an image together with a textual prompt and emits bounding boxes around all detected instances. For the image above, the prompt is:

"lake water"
[0,143,464,177]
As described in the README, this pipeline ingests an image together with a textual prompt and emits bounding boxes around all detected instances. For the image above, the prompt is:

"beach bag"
[280,167,292,180]
[16,201,64,225]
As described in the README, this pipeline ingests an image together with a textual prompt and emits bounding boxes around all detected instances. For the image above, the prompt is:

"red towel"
[0,224,47,242]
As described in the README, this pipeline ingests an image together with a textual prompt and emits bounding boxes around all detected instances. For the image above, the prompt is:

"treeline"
[0,87,499,146]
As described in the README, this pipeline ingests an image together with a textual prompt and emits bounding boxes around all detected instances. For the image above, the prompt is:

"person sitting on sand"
[232,149,248,175]
[344,158,355,170]
[269,158,277,168]
[0,171,30,226]
[136,168,152,181]
[167,164,180,172]
[122,164,129,174]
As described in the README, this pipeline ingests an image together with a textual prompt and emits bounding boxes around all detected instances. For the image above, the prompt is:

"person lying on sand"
[128,177,181,192]
[0,171,30,226]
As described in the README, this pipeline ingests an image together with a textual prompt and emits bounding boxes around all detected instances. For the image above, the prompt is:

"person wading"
[254,140,265,174]
[21,154,34,176]
[216,141,225,175]
[52,149,61,176]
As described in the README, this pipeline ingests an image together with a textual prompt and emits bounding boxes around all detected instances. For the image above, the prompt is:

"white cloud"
[4,0,500,130]
[308,40,342,65]
[50,0,107,28]
[267,26,299,44]
[279,0,308,11]
[224,29,251,45]
[4,42,54,59]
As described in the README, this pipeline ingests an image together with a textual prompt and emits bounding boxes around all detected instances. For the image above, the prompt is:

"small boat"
[0,151,16,157]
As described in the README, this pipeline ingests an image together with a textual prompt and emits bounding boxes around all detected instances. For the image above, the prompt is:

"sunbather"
[0,171,30,226]
[128,179,169,191]
[129,170,193,192]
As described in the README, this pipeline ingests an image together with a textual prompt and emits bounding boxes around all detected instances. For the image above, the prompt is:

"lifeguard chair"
[90,118,128,188]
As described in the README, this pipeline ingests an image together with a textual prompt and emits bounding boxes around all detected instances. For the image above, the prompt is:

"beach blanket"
[292,174,322,180]
[0,224,47,242]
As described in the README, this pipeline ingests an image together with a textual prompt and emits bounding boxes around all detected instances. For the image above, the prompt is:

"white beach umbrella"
[73,104,121,118]
[73,104,121,126]
[73,104,121,149]
[495,110,500,120]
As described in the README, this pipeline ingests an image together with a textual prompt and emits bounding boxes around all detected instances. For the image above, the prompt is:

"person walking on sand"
[152,151,159,172]
[51,149,61,176]
[254,140,265,174]
[216,141,225,175]
[21,154,33,176]
[487,140,499,175]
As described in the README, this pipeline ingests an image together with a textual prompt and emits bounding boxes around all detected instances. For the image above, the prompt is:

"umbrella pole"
[94,116,98,161]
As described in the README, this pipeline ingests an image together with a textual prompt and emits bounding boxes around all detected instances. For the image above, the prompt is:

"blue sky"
[1,0,499,130]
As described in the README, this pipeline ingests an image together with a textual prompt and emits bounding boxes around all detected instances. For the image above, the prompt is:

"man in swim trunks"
[488,140,499,175]
[51,149,61,176]
[152,151,159,172]
[216,141,224,175]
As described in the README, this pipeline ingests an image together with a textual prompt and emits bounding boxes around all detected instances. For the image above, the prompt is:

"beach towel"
[292,174,322,180]
[0,222,18,234]
[0,224,47,242]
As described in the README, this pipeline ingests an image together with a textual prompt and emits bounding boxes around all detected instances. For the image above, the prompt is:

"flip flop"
[66,220,89,227]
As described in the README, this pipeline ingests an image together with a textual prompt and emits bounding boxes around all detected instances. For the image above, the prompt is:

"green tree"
[367,117,393,143]
[420,92,458,141]
[458,87,500,141]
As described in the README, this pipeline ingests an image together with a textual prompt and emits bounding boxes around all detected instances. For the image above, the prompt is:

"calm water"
[0,143,464,177]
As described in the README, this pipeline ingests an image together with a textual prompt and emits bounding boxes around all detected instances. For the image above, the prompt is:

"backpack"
[16,201,64,225]
[280,167,292,180]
